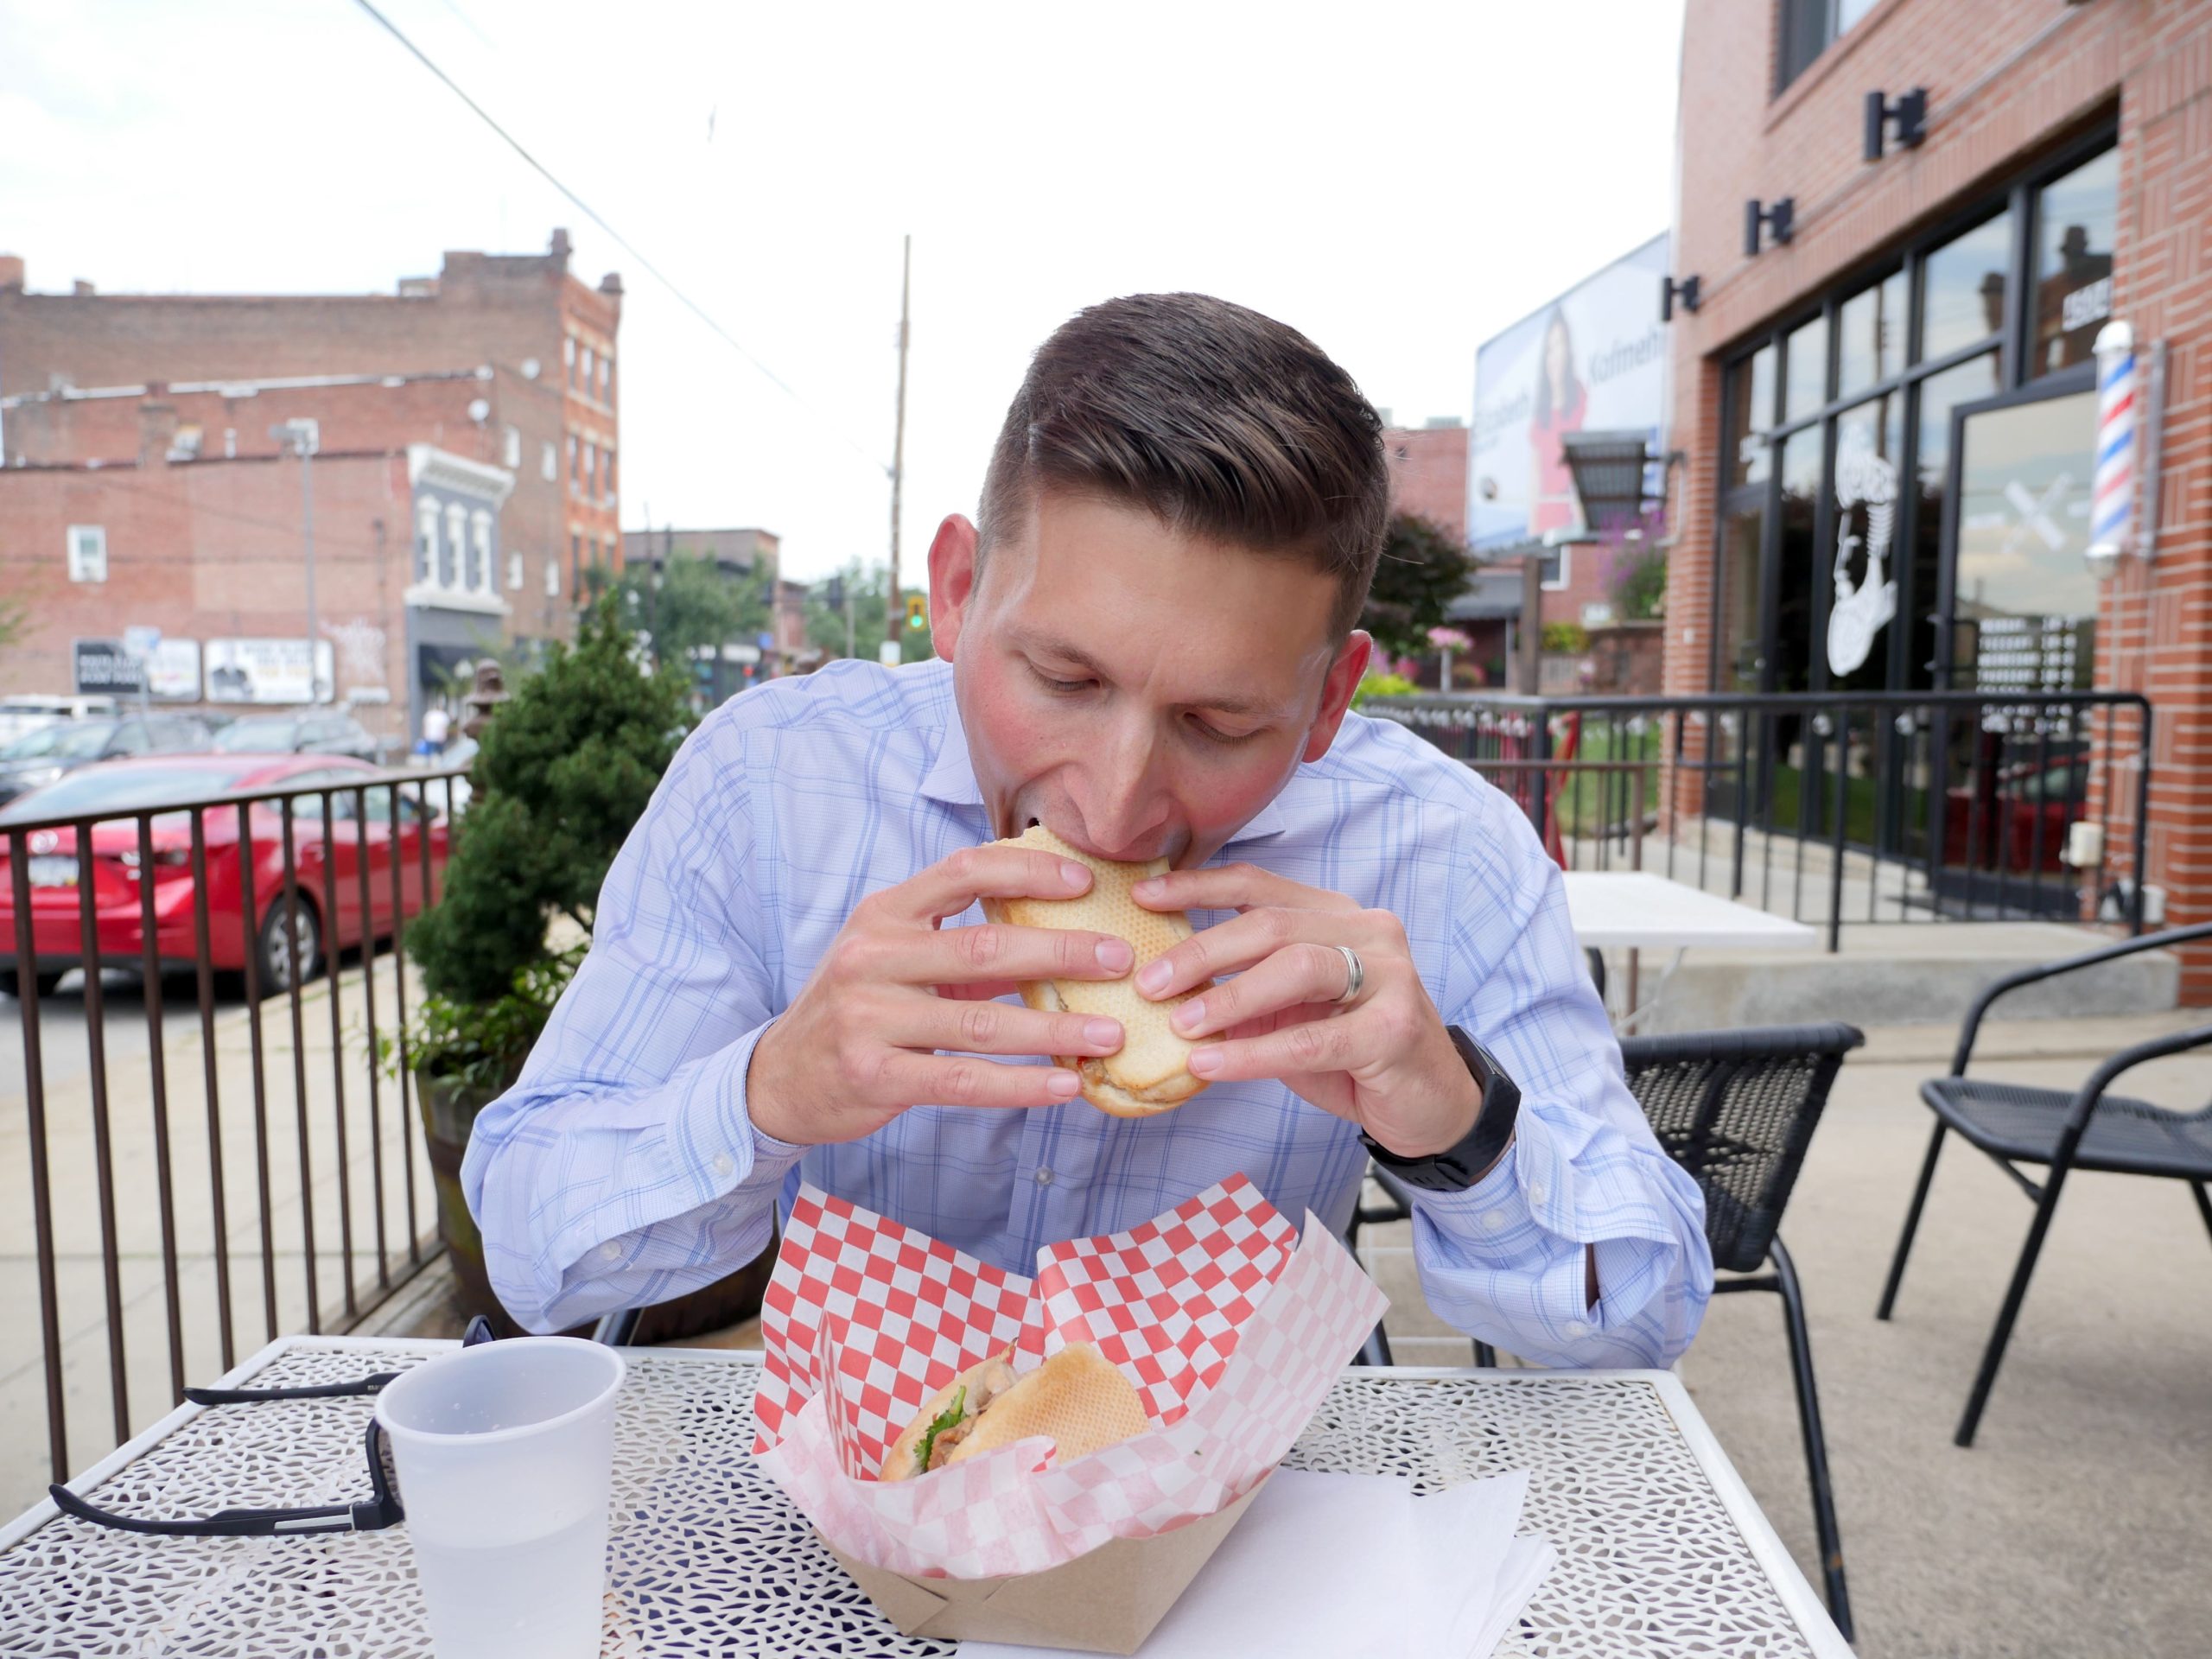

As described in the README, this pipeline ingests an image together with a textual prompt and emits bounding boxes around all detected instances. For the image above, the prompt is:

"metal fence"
[1367,690,2153,949]
[2,763,470,1504]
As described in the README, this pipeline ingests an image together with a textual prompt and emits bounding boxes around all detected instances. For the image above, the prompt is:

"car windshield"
[0,765,261,824]
[2,721,119,760]
[213,717,299,752]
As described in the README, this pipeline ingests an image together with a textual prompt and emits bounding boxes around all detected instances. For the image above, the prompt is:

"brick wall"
[1382,425,1470,543]
[0,230,618,645]
[1669,0,2212,998]
[0,452,417,747]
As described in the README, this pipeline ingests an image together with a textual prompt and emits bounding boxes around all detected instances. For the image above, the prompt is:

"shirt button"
[1527,1181,1549,1207]
[1565,1319,1589,1338]
[712,1152,736,1179]
[1034,1167,1055,1187]
[598,1241,622,1263]
[1481,1210,1508,1234]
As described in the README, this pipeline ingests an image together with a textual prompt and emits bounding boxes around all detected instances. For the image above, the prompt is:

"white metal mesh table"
[0,1337,1850,1656]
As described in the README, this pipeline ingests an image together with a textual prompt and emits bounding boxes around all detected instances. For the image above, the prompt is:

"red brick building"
[1382,422,1470,543]
[1665,0,2210,995]
[0,441,486,747]
[0,231,621,741]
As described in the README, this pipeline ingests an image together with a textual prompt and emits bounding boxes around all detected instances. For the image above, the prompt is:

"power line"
[347,0,894,480]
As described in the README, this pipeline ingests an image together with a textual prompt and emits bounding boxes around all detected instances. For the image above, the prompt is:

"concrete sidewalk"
[0,954,439,1518]
[1358,1010,2211,1657]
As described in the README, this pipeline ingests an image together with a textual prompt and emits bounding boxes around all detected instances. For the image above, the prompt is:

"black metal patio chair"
[1876,920,2212,1450]
[1347,1022,1864,1641]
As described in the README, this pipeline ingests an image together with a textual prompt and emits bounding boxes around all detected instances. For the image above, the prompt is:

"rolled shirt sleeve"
[1404,805,1712,1369]
[461,717,801,1332]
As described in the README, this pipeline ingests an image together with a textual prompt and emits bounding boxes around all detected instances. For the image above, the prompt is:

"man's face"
[928,491,1370,867]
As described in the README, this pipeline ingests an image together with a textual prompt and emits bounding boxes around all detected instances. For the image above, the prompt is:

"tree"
[613,550,772,670]
[0,594,25,652]
[801,561,932,663]
[406,594,691,1014]
[1360,513,1476,662]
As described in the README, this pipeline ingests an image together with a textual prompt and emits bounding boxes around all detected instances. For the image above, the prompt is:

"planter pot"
[415,1070,777,1342]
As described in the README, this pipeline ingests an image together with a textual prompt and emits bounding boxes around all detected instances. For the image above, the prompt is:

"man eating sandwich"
[464,293,1711,1368]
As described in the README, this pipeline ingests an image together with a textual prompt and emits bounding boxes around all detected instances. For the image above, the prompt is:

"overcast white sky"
[0,0,1686,585]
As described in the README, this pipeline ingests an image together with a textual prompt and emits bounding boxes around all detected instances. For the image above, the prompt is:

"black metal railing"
[1367,690,2153,950]
[2,763,470,1509]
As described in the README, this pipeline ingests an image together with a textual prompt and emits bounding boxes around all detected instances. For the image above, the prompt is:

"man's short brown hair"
[976,293,1389,639]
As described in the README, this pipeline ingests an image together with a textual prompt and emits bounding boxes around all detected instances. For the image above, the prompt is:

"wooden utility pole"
[885,234,912,658]
[1519,555,1544,694]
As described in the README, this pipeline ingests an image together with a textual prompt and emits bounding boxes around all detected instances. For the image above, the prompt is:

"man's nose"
[1076,721,1169,860]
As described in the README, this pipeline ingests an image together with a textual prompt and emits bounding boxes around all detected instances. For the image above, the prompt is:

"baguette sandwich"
[878,1342,1151,1481]
[980,823,1211,1118]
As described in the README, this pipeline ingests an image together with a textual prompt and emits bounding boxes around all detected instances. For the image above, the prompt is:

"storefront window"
[1910,353,2002,689]
[2032,147,2118,377]
[1707,130,2111,735]
[1919,211,2012,362]
[1836,270,1906,399]
[1726,346,1776,488]
[1827,393,1904,692]
[1773,428,1822,694]
[1719,505,1765,692]
[1951,390,2099,693]
[1783,316,1828,423]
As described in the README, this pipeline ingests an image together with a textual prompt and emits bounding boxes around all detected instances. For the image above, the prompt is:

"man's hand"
[747,845,1136,1147]
[1131,864,1483,1160]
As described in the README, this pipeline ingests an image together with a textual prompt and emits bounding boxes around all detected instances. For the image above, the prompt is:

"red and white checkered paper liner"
[751,1175,1388,1580]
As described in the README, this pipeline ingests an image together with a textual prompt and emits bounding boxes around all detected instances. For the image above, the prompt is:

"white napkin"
[959,1466,1552,1659]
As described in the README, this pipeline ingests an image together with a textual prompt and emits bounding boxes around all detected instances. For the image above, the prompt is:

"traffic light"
[906,594,928,631]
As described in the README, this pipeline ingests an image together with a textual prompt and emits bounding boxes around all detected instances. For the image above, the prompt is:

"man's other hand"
[747,844,1136,1147]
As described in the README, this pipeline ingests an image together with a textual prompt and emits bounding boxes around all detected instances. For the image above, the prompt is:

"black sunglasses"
[48,1317,496,1540]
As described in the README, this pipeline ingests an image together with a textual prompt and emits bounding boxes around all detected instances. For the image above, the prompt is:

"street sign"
[73,639,143,696]
[123,626,162,659]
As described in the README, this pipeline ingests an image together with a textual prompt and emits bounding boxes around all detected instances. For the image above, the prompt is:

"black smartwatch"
[1361,1027,1520,1192]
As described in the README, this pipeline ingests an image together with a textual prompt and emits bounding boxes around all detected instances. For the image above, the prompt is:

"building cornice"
[407,443,514,507]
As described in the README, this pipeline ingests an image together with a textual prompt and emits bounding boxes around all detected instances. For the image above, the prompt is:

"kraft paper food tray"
[823,1477,1268,1655]
[751,1176,1386,1647]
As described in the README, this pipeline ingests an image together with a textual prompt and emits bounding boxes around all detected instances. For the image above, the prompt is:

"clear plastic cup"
[376,1338,627,1659]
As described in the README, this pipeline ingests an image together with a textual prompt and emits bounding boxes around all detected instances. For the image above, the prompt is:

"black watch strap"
[1362,1027,1521,1193]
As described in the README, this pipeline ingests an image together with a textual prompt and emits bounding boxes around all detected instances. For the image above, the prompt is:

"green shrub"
[1352,671,1419,709]
[398,595,690,1079]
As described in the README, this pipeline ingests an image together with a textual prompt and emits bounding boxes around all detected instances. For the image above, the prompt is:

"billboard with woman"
[1469,232,1672,552]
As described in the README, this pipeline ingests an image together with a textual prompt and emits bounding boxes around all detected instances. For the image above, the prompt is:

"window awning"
[1561,429,1661,531]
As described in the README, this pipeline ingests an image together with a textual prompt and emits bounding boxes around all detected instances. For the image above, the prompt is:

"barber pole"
[2090,321,2136,563]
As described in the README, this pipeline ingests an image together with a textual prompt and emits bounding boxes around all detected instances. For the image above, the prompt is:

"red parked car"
[0,754,448,1000]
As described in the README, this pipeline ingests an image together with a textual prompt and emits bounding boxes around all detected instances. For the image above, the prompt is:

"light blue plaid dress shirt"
[464,658,1711,1364]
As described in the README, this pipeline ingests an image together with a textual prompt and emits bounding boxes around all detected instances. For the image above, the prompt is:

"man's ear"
[926,514,979,662]
[1301,629,1375,764]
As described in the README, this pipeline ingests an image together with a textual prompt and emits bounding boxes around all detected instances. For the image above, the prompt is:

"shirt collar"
[916,707,1293,845]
